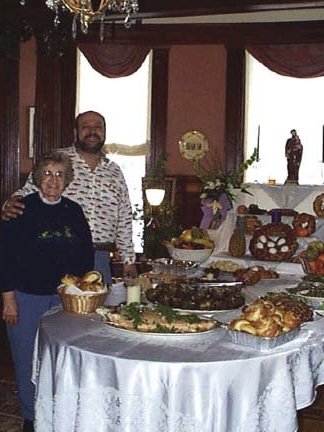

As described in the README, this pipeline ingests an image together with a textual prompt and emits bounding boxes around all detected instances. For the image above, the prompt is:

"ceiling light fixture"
[21,0,139,36]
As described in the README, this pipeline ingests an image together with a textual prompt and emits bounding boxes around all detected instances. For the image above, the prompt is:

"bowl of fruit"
[299,240,324,275]
[165,227,214,263]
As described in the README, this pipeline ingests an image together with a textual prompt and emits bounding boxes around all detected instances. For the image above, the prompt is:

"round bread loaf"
[292,212,316,236]
[313,193,324,218]
[249,222,298,261]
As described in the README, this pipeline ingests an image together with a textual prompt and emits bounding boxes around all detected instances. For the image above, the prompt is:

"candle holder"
[125,279,142,305]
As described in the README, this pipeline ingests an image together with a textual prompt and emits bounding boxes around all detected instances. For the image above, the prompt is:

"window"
[245,52,324,185]
[77,49,152,253]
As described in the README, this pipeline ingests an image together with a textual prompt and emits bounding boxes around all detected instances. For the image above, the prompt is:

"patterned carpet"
[0,380,22,432]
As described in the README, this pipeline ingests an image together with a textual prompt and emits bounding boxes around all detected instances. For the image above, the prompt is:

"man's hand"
[1,195,25,221]
[2,292,18,326]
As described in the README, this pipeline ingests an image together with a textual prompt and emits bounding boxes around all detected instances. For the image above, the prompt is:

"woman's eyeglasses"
[43,170,64,179]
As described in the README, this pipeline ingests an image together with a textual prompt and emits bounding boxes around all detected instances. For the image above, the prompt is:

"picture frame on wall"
[28,106,35,159]
[164,176,177,206]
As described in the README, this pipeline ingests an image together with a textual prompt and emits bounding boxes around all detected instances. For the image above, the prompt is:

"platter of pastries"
[96,304,220,335]
[227,294,313,350]
[233,265,279,286]
[229,294,312,337]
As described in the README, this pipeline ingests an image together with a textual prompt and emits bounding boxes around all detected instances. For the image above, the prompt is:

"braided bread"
[228,296,312,338]
[313,193,324,218]
[292,213,316,237]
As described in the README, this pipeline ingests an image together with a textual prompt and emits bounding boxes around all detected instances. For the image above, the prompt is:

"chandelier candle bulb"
[28,0,139,35]
[126,285,141,305]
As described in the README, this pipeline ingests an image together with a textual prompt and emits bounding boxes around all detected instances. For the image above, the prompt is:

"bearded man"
[2,111,137,282]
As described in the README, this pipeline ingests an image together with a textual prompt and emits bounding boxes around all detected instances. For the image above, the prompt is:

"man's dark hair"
[75,111,106,130]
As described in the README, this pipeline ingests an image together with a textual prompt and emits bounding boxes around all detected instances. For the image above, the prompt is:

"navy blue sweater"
[0,193,94,295]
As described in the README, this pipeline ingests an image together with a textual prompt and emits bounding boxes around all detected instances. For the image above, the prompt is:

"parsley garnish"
[122,303,143,328]
[152,324,177,333]
[155,304,177,323]
[180,314,201,324]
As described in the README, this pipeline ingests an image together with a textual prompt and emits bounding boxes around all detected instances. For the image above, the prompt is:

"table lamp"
[145,187,165,229]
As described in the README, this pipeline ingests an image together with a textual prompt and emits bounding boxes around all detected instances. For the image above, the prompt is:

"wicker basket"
[58,286,108,314]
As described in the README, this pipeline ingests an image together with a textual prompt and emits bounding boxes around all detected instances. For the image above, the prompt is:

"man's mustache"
[85,133,101,140]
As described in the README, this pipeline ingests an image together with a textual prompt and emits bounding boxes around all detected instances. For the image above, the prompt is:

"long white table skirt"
[33,308,324,432]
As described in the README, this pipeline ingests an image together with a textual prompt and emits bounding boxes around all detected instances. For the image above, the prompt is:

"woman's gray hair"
[32,151,74,188]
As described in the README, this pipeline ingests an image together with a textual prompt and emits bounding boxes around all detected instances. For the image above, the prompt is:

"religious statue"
[284,129,303,185]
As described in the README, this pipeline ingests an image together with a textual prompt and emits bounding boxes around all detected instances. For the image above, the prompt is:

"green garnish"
[155,304,177,323]
[120,304,207,333]
[122,303,143,328]
[151,324,177,333]
[180,314,201,324]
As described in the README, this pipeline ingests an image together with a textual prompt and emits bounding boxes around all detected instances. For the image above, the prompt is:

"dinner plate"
[103,321,220,336]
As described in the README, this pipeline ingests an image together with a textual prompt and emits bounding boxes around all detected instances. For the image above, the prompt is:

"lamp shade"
[145,188,165,206]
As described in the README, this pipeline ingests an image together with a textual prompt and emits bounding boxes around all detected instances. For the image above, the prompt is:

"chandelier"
[21,1,139,35]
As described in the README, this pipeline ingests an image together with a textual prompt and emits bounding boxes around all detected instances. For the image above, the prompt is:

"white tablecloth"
[235,184,324,215]
[206,251,306,276]
[32,305,324,432]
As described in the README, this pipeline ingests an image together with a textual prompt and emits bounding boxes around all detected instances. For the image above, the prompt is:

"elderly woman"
[0,151,94,432]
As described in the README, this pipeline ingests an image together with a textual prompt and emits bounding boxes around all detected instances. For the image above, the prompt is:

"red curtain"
[0,48,20,205]
[78,43,150,77]
[247,44,324,78]
[33,42,77,158]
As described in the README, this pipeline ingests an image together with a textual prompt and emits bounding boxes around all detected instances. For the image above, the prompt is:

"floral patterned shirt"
[18,146,135,264]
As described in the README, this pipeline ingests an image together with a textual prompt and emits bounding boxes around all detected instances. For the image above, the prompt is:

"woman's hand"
[1,195,25,221]
[2,292,18,325]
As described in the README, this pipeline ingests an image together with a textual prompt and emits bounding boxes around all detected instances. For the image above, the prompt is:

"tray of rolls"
[227,294,313,351]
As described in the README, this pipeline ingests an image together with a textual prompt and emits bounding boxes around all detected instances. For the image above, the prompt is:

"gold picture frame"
[178,130,209,161]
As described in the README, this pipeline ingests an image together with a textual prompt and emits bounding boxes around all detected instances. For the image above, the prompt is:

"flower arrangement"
[194,149,258,229]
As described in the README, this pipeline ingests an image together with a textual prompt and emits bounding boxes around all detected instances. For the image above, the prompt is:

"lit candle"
[322,125,324,163]
[126,285,141,305]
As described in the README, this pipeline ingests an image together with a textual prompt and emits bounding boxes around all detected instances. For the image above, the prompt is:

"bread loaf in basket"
[58,271,108,314]
[249,223,298,262]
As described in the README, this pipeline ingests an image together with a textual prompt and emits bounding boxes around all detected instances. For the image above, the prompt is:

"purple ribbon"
[199,193,233,229]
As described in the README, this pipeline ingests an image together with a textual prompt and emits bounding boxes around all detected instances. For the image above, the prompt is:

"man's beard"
[75,133,105,154]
